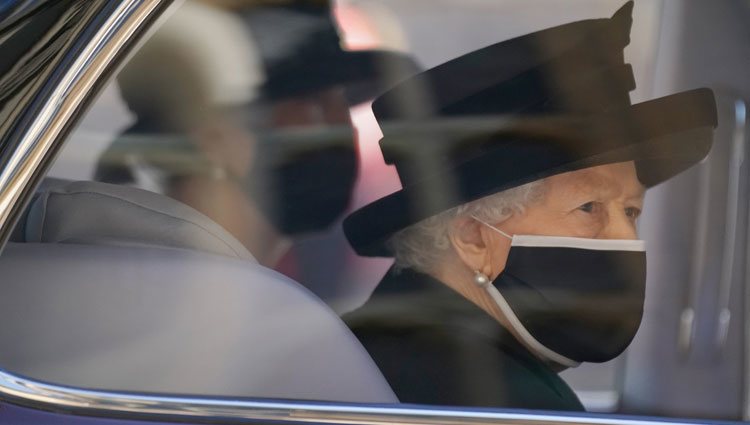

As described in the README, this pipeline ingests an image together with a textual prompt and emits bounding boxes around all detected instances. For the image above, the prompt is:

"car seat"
[0,179,397,402]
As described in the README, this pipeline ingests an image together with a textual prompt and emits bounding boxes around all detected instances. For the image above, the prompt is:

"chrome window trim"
[0,1,730,424]
[0,369,721,425]
[0,0,170,245]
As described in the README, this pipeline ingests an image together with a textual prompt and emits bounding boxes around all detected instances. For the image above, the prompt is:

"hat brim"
[344,88,717,257]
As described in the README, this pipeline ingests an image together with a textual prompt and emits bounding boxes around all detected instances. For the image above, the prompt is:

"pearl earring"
[474,270,490,287]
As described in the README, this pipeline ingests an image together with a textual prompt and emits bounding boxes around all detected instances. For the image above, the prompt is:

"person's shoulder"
[347,308,582,411]
[343,269,583,411]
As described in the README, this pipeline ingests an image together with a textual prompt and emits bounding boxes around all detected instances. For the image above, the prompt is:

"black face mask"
[475,219,647,367]
[244,125,357,236]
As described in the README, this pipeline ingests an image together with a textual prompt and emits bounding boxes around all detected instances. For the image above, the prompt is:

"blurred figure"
[96,0,417,266]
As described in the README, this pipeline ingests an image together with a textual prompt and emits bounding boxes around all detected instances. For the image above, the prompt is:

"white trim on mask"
[471,215,645,252]
[511,235,645,252]
[484,285,581,368]
[471,214,643,365]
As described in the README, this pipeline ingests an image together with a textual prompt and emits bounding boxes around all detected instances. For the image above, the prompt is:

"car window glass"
[2,0,749,421]
[0,1,99,139]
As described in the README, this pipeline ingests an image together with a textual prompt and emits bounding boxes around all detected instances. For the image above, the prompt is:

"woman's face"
[479,160,645,278]
[442,160,646,347]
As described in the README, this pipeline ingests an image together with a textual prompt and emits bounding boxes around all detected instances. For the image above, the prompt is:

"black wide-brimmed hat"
[242,3,420,105]
[344,1,718,257]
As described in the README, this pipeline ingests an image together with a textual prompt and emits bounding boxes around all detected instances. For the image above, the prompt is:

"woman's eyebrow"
[625,184,646,202]
[570,176,618,199]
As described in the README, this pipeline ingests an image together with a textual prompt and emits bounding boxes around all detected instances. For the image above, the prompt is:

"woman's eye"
[577,202,598,213]
[625,206,642,219]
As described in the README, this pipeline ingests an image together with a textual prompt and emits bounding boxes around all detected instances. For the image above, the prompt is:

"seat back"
[0,180,396,402]
[10,179,255,261]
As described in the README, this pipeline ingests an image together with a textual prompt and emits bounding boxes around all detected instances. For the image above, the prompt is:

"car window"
[0,1,101,143]
[2,0,749,422]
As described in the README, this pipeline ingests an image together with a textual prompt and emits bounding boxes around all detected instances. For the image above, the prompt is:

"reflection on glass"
[95,0,418,266]
[3,0,747,421]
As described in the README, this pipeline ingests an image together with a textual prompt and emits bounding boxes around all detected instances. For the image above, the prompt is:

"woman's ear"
[448,216,512,279]
[449,216,490,276]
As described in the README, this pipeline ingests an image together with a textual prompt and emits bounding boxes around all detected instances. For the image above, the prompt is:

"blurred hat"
[242,3,420,105]
[343,1,718,257]
[116,0,266,131]
[97,0,265,184]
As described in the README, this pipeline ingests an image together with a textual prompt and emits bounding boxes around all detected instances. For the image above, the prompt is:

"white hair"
[387,180,547,273]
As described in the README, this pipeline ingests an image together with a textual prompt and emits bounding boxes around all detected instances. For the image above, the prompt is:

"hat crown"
[343,1,717,257]
[372,2,637,185]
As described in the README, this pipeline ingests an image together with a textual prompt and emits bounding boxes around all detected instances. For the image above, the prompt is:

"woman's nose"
[599,207,638,240]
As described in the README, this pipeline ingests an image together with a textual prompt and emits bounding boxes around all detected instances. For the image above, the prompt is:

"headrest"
[13,180,255,261]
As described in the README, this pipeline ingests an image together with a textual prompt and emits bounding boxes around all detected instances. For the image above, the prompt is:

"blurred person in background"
[344,2,717,410]
[95,0,417,267]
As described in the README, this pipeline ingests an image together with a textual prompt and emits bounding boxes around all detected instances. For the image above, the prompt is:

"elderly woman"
[343,2,717,411]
